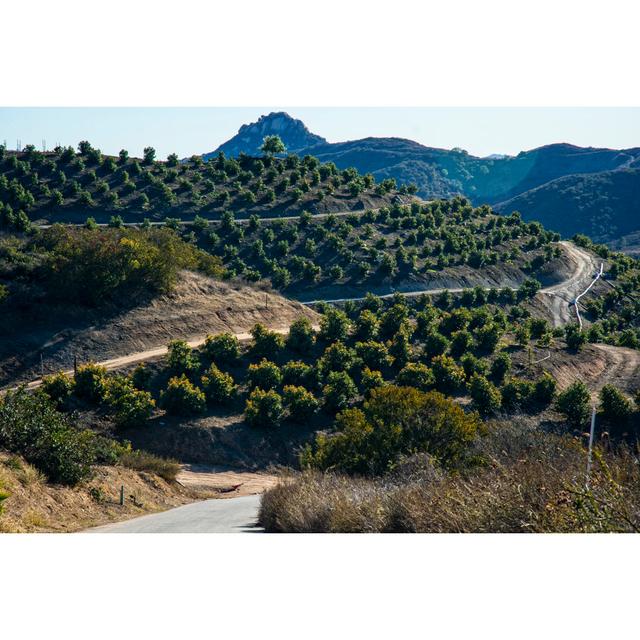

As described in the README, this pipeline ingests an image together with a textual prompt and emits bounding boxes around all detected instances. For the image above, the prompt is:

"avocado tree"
[260,135,286,157]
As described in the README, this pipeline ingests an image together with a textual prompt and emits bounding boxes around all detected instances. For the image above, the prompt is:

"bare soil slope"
[0,271,318,387]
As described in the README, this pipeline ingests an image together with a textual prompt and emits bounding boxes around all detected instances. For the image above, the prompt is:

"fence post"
[74,355,78,375]
[119,485,125,506]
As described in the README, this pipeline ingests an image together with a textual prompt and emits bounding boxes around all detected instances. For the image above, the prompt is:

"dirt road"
[302,241,600,327]
[10,241,598,392]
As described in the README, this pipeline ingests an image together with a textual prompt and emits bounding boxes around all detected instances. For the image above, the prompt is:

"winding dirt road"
[10,240,598,393]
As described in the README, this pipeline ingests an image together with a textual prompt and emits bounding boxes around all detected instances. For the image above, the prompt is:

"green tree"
[468,373,502,417]
[41,371,75,408]
[249,323,284,359]
[599,385,632,424]
[261,135,286,157]
[555,381,591,428]
[245,388,283,428]
[286,317,316,354]
[396,363,434,391]
[201,363,237,404]
[283,385,318,422]
[565,323,587,352]
[355,341,391,370]
[104,376,155,428]
[159,375,206,416]
[318,308,351,342]
[74,363,109,403]
[166,339,199,375]
[303,386,481,475]
[322,371,357,412]
[247,359,282,390]
[203,332,240,366]
[143,146,156,164]
[0,389,95,485]
[431,355,466,393]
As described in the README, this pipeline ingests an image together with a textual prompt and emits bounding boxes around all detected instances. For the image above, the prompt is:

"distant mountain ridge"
[204,112,640,246]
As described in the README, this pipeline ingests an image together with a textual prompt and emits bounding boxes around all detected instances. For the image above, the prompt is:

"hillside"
[207,112,640,205]
[0,142,403,228]
[205,112,640,245]
[188,198,569,301]
[494,168,640,242]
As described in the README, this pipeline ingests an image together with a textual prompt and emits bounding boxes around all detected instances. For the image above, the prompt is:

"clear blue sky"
[1,107,639,160]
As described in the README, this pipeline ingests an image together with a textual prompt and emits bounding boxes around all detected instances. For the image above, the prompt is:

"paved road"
[86,494,262,533]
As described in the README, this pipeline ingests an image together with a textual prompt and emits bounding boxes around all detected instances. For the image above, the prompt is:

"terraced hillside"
[0,142,404,227]
[188,198,565,299]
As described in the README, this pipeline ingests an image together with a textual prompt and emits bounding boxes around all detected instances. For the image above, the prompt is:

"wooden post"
[73,355,78,375]
[119,485,125,506]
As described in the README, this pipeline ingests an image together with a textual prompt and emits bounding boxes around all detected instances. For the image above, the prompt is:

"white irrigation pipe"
[573,263,604,330]
[585,405,597,489]
[530,350,552,365]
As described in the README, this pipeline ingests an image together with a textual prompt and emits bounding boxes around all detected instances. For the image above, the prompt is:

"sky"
[1,107,639,160]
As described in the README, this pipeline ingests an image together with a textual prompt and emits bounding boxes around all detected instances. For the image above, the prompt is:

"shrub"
[104,376,155,428]
[245,388,283,428]
[599,385,633,424]
[396,363,434,391]
[74,363,108,403]
[0,389,95,485]
[468,373,502,417]
[322,371,358,412]
[286,317,316,354]
[159,375,206,416]
[166,339,199,374]
[201,364,237,404]
[247,359,282,390]
[41,371,75,407]
[249,323,284,360]
[283,385,319,422]
[303,386,481,475]
[203,332,240,365]
[556,381,591,428]
[431,355,466,393]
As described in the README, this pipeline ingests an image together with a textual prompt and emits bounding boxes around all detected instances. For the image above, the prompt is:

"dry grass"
[259,421,640,533]
[118,451,181,482]
[0,450,198,532]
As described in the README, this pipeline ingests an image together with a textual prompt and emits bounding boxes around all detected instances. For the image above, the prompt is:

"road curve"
[8,241,597,393]
[85,494,262,533]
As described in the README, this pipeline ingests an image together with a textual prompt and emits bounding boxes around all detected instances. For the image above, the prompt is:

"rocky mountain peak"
[209,112,327,158]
